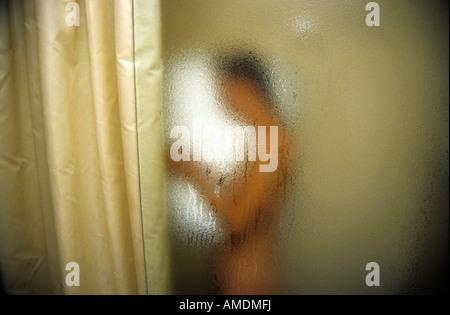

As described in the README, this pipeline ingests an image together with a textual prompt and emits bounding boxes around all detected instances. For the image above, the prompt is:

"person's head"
[217,51,274,106]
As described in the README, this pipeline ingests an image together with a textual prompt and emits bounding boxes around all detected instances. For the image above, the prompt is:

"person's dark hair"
[217,50,273,105]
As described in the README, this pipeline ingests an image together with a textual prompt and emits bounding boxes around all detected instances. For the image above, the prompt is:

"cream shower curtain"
[0,0,165,294]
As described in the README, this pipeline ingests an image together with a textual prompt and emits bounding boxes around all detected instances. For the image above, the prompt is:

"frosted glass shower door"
[134,0,449,294]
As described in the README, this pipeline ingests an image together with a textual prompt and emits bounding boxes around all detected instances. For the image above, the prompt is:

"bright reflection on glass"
[164,52,230,246]
[290,13,318,39]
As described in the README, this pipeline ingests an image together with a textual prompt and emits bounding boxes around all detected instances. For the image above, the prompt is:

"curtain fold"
[133,0,170,295]
[0,0,148,294]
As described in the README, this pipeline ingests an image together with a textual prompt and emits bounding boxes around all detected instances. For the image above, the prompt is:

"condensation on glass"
[160,0,449,294]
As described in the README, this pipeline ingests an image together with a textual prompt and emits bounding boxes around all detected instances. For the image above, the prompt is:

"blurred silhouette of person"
[169,52,289,294]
